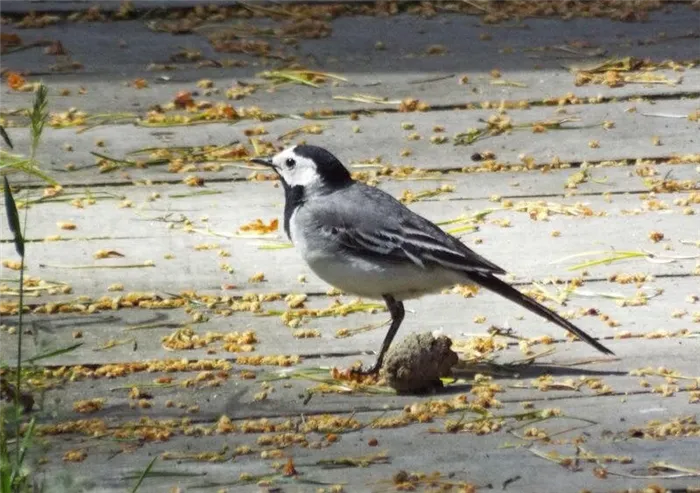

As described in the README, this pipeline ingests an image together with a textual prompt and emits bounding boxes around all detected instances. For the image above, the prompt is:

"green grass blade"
[2,176,24,257]
[0,159,57,185]
[0,125,12,149]
[11,418,35,486]
[567,251,647,271]
[130,456,158,493]
[24,343,84,364]
[29,85,48,161]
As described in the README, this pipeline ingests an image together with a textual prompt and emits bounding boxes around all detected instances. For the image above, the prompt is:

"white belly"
[288,207,465,300]
[308,255,459,300]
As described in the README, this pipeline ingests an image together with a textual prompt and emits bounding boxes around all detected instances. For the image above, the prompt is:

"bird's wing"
[312,184,506,275]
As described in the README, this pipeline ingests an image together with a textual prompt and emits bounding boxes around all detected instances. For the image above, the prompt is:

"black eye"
[285,158,296,168]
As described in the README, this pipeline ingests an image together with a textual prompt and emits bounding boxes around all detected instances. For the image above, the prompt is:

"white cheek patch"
[279,155,321,188]
[288,164,320,188]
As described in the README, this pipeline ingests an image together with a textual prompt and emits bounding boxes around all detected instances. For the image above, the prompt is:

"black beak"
[250,157,275,168]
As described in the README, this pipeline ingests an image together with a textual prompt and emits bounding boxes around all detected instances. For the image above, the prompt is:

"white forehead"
[272,146,320,188]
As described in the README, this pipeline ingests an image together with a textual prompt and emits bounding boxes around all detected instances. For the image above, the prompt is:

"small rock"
[380,332,458,394]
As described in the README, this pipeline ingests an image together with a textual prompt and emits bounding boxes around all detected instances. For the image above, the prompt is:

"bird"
[251,145,614,374]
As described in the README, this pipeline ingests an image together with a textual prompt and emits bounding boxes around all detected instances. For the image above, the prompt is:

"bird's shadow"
[31,311,181,336]
[439,362,627,395]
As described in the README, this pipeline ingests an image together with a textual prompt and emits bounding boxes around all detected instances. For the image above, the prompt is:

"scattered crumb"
[425,44,447,55]
[648,231,664,243]
[184,175,204,187]
[63,449,87,462]
[2,260,22,271]
[57,221,76,230]
[248,272,266,283]
[73,398,105,414]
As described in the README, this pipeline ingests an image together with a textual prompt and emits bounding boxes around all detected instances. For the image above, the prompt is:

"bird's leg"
[353,295,405,376]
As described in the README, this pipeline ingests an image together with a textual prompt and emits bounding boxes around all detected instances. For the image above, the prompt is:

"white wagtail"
[252,145,614,374]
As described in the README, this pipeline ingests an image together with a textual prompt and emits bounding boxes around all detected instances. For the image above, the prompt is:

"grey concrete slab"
[1,274,697,366]
[14,334,700,413]
[2,6,699,119]
[26,389,700,492]
[1,192,698,299]
[4,98,700,189]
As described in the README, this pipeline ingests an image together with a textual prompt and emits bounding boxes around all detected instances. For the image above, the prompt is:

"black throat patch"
[283,184,305,239]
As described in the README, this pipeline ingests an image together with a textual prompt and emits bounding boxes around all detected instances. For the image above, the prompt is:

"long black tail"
[470,273,614,355]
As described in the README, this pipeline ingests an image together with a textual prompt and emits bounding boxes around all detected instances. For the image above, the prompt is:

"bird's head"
[251,145,352,192]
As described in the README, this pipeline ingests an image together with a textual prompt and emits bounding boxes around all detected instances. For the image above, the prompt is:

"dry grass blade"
[454,116,586,146]
[399,184,455,204]
[259,70,346,88]
[436,208,497,234]
[334,319,390,339]
[316,451,389,469]
[650,462,700,477]
[124,322,185,332]
[260,70,319,88]
[444,224,478,234]
[39,262,155,270]
[568,56,641,74]
[490,79,528,88]
[169,191,222,199]
[554,249,700,271]
[278,124,327,141]
[607,461,700,479]
[528,282,576,305]
[333,94,401,105]
[93,337,135,352]
[505,347,557,366]
[75,113,137,133]
[258,241,294,250]
[569,56,689,87]
[553,250,648,270]
[162,446,229,462]
[527,447,579,468]
[238,1,296,18]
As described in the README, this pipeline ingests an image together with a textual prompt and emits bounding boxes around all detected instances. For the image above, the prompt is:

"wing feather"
[311,182,507,275]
